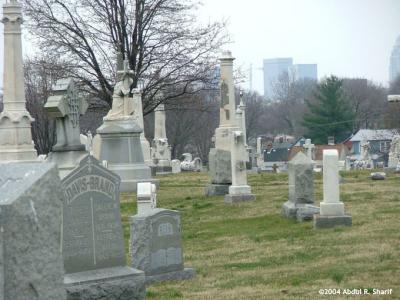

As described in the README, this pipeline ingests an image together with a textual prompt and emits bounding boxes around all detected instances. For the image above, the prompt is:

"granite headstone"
[0,162,66,300]
[61,155,145,300]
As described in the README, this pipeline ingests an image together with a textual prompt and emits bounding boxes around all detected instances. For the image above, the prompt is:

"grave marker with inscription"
[61,155,145,300]
[130,188,195,284]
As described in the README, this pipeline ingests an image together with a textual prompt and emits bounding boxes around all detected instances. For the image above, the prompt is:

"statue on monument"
[105,59,135,120]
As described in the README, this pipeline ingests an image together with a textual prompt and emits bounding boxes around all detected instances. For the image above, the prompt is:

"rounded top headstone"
[323,149,338,158]
[290,151,312,165]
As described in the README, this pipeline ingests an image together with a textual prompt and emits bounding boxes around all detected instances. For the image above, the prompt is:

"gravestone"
[282,152,319,221]
[45,78,88,178]
[130,186,195,284]
[61,155,145,300]
[303,139,315,161]
[314,150,352,229]
[171,159,181,174]
[224,130,255,203]
[0,162,66,300]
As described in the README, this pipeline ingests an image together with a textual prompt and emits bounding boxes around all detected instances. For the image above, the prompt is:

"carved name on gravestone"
[61,155,125,273]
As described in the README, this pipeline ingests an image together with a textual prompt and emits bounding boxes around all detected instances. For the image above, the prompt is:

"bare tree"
[24,57,66,154]
[23,0,227,114]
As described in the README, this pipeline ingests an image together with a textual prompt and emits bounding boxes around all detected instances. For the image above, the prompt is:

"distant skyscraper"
[389,35,400,83]
[289,64,318,81]
[263,58,293,99]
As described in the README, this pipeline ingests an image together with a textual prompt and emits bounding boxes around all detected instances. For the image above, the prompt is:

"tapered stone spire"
[0,0,37,161]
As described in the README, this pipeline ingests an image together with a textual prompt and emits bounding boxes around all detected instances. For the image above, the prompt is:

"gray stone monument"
[314,149,352,229]
[130,183,195,284]
[45,78,89,178]
[0,0,37,162]
[282,152,319,221]
[0,162,66,300]
[205,51,239,196]
[61,155,146,300]
[96,59,158,192]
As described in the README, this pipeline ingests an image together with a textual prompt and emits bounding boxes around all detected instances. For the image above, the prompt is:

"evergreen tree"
[303,75,355,144]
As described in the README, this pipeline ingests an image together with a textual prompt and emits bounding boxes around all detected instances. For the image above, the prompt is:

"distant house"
[349,129,399,166]
[264,147,291,171]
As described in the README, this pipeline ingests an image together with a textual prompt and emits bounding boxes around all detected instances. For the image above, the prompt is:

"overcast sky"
[199,0,400,94]
[0,0,399,95]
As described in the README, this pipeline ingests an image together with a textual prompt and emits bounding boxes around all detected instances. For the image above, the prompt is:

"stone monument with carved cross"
[0,0,37,162]
[96,57,158,192]
[45,78,89,178]
[303,139,315,161]
[152,103,172,174]
[205,51,239,196]
[237,90,251,169]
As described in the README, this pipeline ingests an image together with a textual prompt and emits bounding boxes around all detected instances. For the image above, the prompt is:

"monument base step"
[224,194,255,203]
[65,266,146,300]
[145,267,196,285]
[313,214,352,229]
[205,184,230,196]
[155,166,172,175]
[282,202,319,222]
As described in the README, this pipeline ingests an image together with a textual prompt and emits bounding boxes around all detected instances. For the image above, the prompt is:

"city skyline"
[199,0,400,95]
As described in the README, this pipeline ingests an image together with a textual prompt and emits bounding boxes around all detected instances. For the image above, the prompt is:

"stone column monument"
[256,137,264,169]
[314,149,352,229]
[224,130,255,203]
[238,92,251,169]
[151,103,172,174]
[97,59,158,192]
[45,78,89,178]
[0,0,37,162]
[132,89,152,165]
[205,51,239,196]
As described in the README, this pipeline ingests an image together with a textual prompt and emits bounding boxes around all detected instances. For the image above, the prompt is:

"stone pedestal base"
[65,266,146,300]
[145,268,196,285]
[205,184,230,196]
[154,165,172,175]
[224,194,255,203]
[47,150,88,179]
[282,202,320,222]
[313,214,352,229]
[320,202,344,216]
[97,118,156,192]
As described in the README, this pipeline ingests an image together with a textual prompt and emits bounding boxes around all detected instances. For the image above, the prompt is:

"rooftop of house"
[350,129,399,142]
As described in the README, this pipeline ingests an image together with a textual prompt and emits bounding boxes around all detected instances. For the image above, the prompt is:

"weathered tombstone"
[314,149,352,229]
[224,130,255,203]
[388,135,400,169]
[0,162,66,300]
[205,51,239,196]
[45,78,88,178]
[282,152,319,221]
[61,155,145,300]
[130,185,195,284]
[152,103,172,174]
[0,0,37,162]
[171,159,181,174]
[96,59,158,192]
[180,153,202,172]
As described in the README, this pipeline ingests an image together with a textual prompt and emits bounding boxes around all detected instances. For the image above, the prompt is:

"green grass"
[120,171,400,299]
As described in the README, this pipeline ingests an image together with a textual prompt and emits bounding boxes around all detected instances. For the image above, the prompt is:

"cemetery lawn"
[120,171,400,300]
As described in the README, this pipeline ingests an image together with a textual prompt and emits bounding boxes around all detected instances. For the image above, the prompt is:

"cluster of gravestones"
[203,51,352,228]
[0,1,195,299]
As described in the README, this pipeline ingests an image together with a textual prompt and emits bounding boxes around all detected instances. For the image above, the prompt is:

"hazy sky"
[0,0,399,95]
[199,0,400,94]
